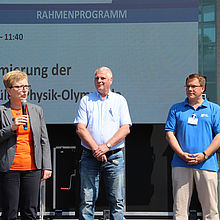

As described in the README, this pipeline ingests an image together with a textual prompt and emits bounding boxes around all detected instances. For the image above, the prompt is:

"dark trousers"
[0,170,41,220]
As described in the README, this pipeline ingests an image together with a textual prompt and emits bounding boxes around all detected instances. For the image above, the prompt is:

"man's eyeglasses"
[184,85,202,89]
[10,85,31,90]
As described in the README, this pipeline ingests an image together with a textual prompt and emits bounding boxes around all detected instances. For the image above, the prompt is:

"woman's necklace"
[10,104,22,109]
[10,104,22,115]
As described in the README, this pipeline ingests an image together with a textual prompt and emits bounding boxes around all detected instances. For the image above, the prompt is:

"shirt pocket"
[107,108,120,123]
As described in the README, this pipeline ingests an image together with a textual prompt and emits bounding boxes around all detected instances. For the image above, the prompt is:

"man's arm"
[93,124,130,158]
[192,133,220,164]
[76,123,99,151]
[204,133,220,156]
[166,131,196,164]
[76,123,107,162]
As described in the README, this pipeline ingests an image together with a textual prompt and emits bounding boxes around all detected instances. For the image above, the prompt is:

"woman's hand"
[41,170,52,181]
[11,115,28,131]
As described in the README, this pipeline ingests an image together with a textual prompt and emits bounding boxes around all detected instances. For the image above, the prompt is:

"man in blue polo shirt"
[165,73,220,220]
[74,66,132,220]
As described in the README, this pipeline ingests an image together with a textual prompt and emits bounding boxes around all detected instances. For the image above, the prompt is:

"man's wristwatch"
[203,152,208,160]
[106,142,111,149]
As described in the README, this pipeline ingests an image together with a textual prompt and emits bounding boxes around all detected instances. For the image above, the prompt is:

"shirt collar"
[95,90,112,100]
[184,97,208,108]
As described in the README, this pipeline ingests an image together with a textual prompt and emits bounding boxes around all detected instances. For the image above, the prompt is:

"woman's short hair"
[3,70,28,88]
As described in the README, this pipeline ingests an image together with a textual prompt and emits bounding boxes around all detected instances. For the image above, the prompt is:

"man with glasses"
[165,73,220,220]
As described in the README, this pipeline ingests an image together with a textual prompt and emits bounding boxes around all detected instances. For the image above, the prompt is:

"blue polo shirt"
[74,91,132,150]
[165,98,220,171]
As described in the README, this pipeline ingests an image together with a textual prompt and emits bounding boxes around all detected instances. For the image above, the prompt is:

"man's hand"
[179,152,205,165]
[95,154,108,163]
[178,152,196,164]
[93,144,109,159]
[187,153,206,165]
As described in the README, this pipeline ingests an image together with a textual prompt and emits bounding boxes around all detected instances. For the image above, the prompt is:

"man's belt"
[82,147,122,157]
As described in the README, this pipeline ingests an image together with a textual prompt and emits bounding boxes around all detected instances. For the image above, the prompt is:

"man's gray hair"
[95,66,112,78]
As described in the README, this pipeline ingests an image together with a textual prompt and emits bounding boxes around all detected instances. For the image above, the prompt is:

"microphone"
[107,158,119,166]
[21,99,27,130]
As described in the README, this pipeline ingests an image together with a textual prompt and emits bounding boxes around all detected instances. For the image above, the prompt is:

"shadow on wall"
[126,124,155,209]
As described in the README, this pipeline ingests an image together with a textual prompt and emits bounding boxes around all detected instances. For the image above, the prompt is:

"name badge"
[188,117,198,125]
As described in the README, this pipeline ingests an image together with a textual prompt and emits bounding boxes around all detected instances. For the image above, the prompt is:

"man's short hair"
[95,66,112,78]
[186,73,206,87]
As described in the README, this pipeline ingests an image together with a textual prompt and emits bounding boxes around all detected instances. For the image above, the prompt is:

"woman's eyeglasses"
[10,85,31,90]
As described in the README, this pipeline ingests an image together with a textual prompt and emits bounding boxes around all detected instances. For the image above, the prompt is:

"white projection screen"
[0,0,198,123]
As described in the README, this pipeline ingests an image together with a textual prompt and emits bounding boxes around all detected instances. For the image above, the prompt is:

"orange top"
[10,107,37,171]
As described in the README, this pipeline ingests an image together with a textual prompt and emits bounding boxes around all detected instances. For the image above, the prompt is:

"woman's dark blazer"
[0,101,52,172]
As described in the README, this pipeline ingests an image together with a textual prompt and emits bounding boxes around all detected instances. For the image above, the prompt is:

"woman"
[0,70,52,220]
